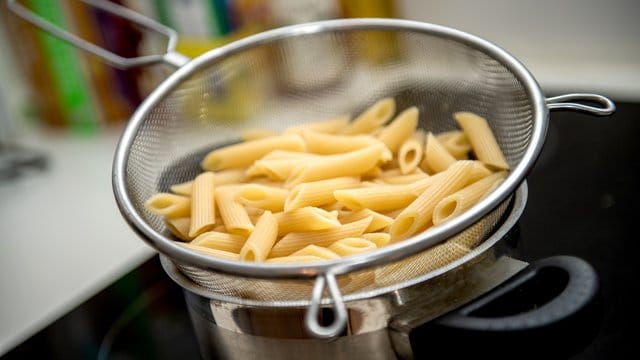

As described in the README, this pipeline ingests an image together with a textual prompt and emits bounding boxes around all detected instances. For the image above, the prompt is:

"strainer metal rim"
[112,18,547,279]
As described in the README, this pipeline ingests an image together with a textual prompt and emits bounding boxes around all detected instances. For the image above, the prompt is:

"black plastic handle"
[408,256,602,359]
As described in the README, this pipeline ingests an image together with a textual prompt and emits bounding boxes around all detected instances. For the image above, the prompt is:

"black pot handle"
[407,256,602,359]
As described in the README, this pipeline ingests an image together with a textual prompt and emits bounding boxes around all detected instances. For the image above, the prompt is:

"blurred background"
[0,0,638,357]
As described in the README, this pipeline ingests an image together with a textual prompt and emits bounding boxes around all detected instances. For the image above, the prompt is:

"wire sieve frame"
[112,18,548,279]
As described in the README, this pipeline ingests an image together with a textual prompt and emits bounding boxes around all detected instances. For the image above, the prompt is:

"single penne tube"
[389,160,475,241]
[422,132,457,173]
[376,106,419,153]
[454,112,509,170]
[213,168,251,185]
[432,171,507,225]
[361,166,383,180]
[342,98,396,135]
[145,193,191,218]
[286,144,389,188]
[291,245,341,260]
[269,216,373,257]
[241,128,279,141]
[436,130,471,159]
[284,114,351,135]
[201,134,306,170]
[165,217,191,241]
[215,185,254,236]
[338,208,393,232]
[285,176,360,210]
[191,231,246,253]
[170,180,193,195]
[328,237,377,257]
[240,211,278,262]
[361,232,391,247]
[265,255,326,263]
[246,157,310,181]
[380,172,429,185]
[236,184,288,212]
[260,150,318,160]
[180,242,240,260]
[302,130,380,155]
[398,130,426,174]
[189,172,217,237]
[170,169,249,196]
[334,184,418,212]
[274,206,340,235]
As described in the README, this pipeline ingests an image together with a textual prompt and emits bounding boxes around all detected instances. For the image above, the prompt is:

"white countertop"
[0,128,154,355]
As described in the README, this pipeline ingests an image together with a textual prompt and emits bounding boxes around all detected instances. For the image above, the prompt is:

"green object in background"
[28,0,100,135]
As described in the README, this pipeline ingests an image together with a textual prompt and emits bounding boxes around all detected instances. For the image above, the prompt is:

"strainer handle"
[546,93,615,116]
[304,272,348,339]
[6,0,190,69]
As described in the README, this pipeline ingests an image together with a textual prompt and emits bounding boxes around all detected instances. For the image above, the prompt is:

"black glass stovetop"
[3,102,639,360]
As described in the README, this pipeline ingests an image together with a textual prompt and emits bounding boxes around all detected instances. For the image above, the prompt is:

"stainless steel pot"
[161,185,599,359]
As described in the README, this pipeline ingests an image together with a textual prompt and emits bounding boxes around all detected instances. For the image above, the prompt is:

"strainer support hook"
[305,272,348,339]
[7,0,189,69]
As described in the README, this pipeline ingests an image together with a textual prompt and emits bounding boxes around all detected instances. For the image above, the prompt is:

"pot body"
[163,237,524,360]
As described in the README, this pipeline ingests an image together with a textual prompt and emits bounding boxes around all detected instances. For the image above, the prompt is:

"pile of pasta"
[145,98,509,264]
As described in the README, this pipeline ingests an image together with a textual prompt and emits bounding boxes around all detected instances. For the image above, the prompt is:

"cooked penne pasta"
[398,130,425,174]
[302,130,380,155]
[269,216,373,257]
[170,181,193,196]
[240,211,278,262]
[328,238,377,257]
[266,255,326,263]
[389,161,475,240]
[342,98,396,135]
[274,206,340,235]
[191,231,246,253]
[189,172,217,237]
[215,186,254,236]
[247,157,313,181]
[377,106,419,153]
[286,144,389,188]
[214,169,251,186]
[361,232,391,247]
[436,130,471,159]
[180,242,240,260]
[291,245,341,260]
[260,150,316,160]
[454,112,509,170]
[147,98,511,267]
[145,193,191,218]
[284,114,350,135]
[422,132,456,173]
[170,169,249,196]
[334,184,418,212]
[241,128,279,141]
[166,217,191,241]
[433,171,506,225]
[380,172,429,185]
[236,184,288,212]
[201,134,306,170]
[285,176,360,211]
[338,208,393,232]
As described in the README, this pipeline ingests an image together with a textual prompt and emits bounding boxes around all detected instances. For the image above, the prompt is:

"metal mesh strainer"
[8,0,615,338]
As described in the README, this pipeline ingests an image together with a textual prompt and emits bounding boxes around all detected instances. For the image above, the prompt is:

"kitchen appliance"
[7,0,614,358]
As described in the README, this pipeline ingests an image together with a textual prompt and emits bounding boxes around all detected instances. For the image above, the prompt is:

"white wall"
[397,0,640,101]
